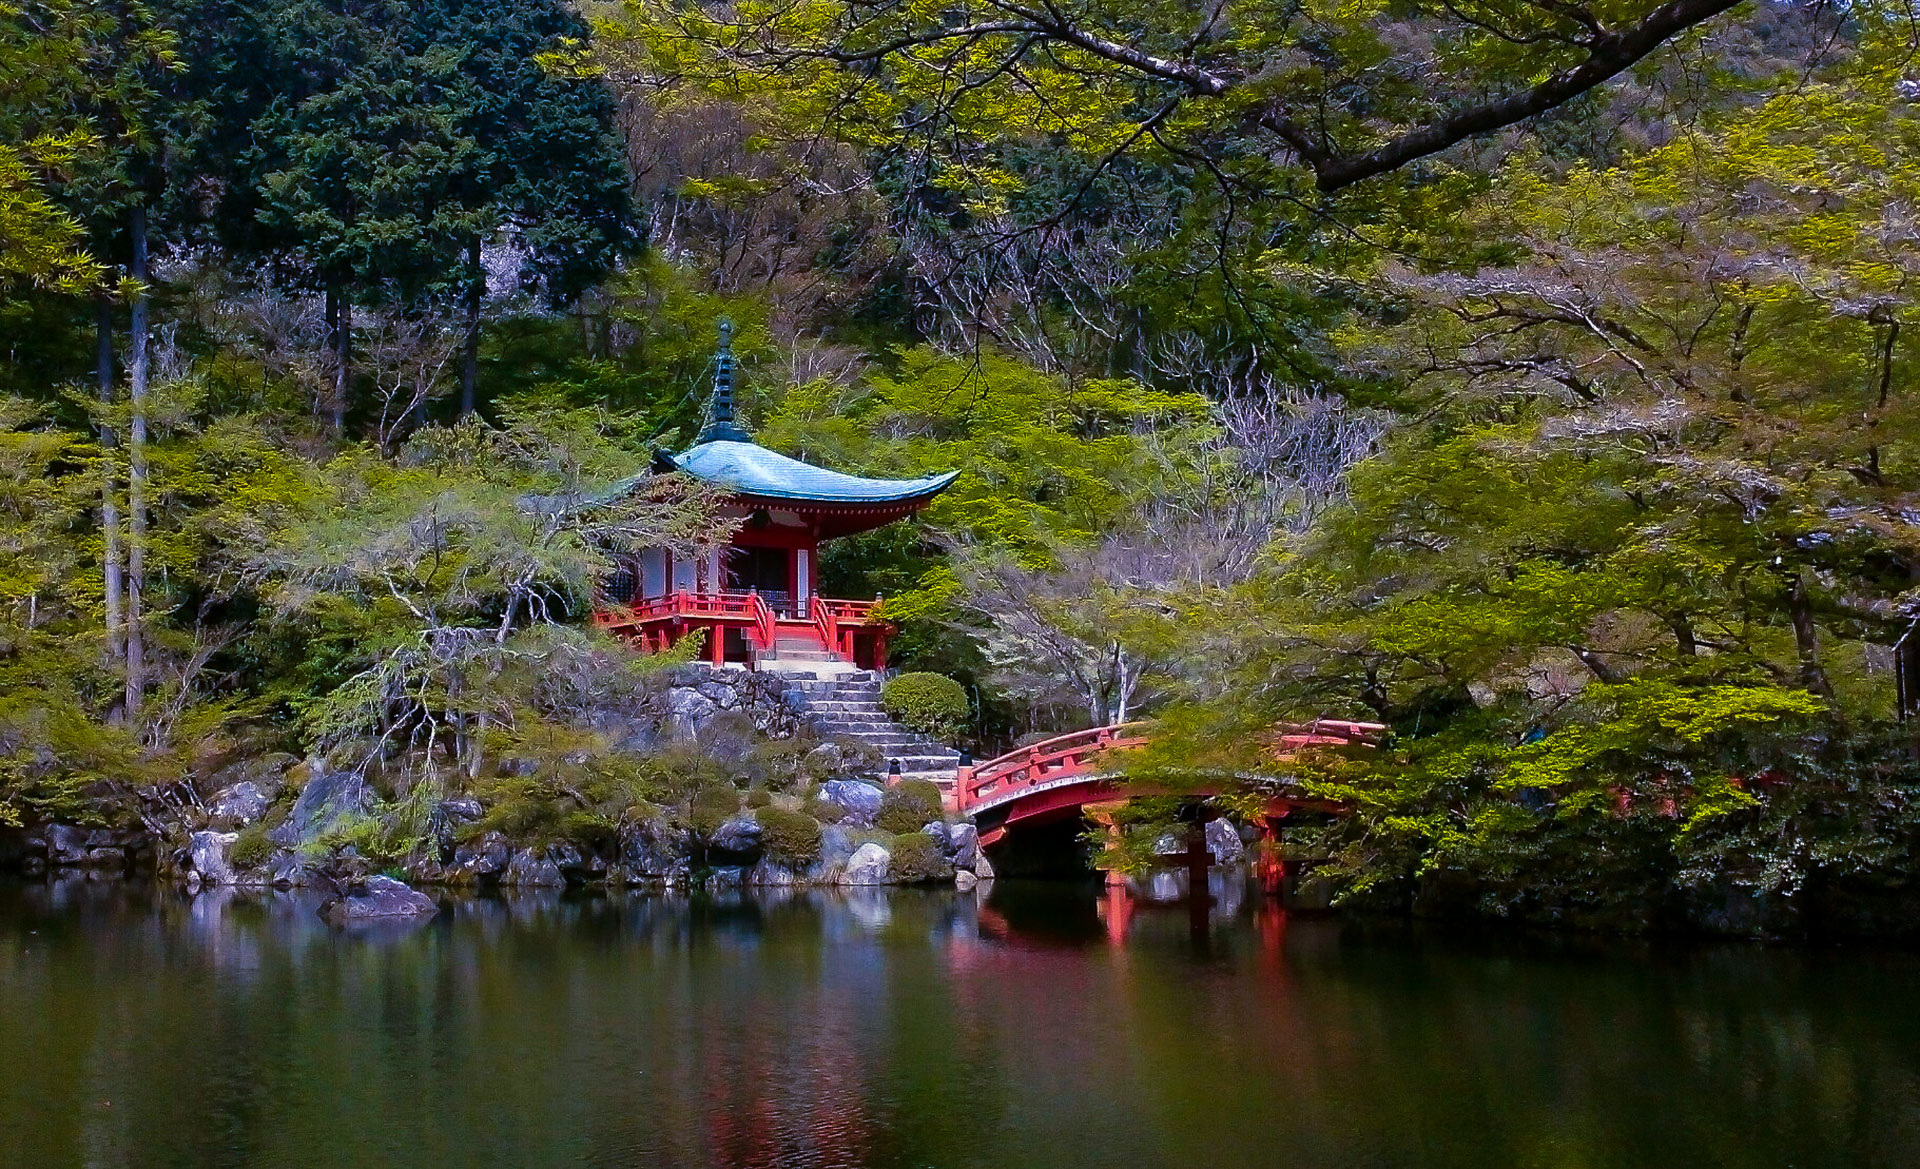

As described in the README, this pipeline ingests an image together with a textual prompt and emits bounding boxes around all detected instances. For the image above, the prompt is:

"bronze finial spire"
[698,318,752,443]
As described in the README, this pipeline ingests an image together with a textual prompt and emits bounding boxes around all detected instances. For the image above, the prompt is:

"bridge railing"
[954,723,1151,815]
[952,718,1390,816]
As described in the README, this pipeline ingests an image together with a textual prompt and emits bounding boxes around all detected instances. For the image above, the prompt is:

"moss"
[880,672,969,741]
[231,824,273,869]
[803,796,845,824]
[755,805,823,866]
[686,783,743,837]
[745,787,773,809]
[876,778,945,834]
[887,832,951,883]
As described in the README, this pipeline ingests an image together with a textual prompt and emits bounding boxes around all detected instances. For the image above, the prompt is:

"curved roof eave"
[665,439,960,506]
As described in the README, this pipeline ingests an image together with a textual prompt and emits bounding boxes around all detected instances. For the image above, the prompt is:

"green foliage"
[885,831,949,883]
[879,672,968,742]
[685,782,741,838]
[874,778,943,835]
[230,823,272,868]
[754,804,820,866]
[802,795,844,824]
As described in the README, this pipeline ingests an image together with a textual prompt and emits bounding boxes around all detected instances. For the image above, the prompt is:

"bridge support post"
[1255,817,1287,898]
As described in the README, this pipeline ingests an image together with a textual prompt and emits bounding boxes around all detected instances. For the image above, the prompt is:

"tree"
[243,402,726,781]
[1125,39,1920,925]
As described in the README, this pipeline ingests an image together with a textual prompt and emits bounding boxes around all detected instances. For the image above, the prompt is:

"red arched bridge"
[950,719,1386,848]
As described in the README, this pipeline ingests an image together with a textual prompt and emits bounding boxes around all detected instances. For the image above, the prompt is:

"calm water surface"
[1,876,1917,1169]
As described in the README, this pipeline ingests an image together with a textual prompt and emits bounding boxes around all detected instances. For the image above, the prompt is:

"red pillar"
[709,622,725,665]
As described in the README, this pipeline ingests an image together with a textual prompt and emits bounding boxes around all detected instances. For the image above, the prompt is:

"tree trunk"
[1786,569,1833,698]
[96,293,124,671]
[323,287,339,428]
[459,236,481,416]
[124,206,151,725]
[325,285,351,436]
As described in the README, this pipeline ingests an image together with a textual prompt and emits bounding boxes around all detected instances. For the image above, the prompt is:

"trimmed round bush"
[876,778,945,835]
[754,805,823,866]
[880,672,969,742]
[887,832,951,883]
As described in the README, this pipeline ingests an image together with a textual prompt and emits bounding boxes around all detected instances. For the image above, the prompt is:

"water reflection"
[1,877,1917,1168]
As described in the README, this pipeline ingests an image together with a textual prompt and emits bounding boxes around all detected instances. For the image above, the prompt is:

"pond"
[1,876,1916,1168]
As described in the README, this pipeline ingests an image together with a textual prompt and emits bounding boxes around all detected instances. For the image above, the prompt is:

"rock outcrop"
[819,780,884,828]
[841,841,892,885]
[319,875,439,924]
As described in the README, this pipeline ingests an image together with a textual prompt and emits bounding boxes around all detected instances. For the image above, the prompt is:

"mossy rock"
[754,805,823,867]
[887,832,952,883]
[803,796,846,824]
[876,779,945,835]
[231,824,273,869]
[745,788,774,809]
[686,784,743,837]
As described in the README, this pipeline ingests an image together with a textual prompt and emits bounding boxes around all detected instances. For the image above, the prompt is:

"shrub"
[876,778,945,834]
[880,673,969,742]
[231,824,273,869]
[755,805,823,867]
[803,796,846,824]
[686,783,742,837]
[746,787,773,809]
[887,832,951,883]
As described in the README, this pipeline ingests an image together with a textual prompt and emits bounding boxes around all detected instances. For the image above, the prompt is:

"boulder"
[664,687,719,739]
[841,841,892,886]
[45,824,88,866]
[820,780,884,828]
[819,824,861,866]
[805,824,860,883]
[502,849,565,888]
[268,763,369,848]
[620,819,690,879]
[187,831,240,887]
[803,742,848,779]
[921,821,951,851]
[955,869,979,892]
[82,847,127,874]
[709,814,763,858]
[438,797,483,825]
[451,831,511,881]
[319,875,438,924]
[947,823,980,870]
[972,849,996,881]
[708,865,747,889]
[747,858,799,886]
[209,781,274,826]
[1206,819,1245,864]
[545,841,589,879]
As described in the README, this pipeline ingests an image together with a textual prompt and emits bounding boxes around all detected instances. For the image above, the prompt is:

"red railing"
[954,723,1151,815]
[809,595,883,658]
[952,718,1389,816]
[593,590,779,651]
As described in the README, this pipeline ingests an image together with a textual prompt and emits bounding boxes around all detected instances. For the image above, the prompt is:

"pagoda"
[593,322,958,672]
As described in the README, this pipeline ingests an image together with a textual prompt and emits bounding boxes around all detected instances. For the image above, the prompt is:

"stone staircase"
[757,629,867,677]
[783,671,963,791]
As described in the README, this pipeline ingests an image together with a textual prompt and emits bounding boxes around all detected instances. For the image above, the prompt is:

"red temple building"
[593,322,958,673]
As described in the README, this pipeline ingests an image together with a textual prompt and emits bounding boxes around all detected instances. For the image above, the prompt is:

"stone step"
[829,730,951,747]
